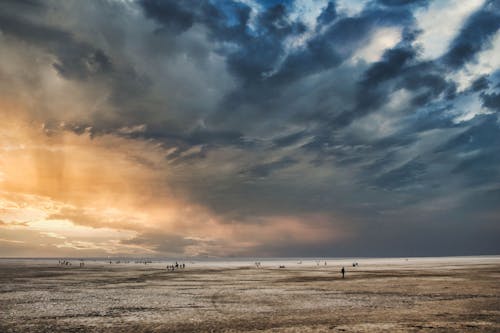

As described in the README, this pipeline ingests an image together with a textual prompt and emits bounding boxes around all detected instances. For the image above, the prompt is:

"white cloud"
[448,31,500,92]
[451,93,492,123]
[117,124,147,135]
[336,0,368,17]
[413,0,485,60]
[351,27,402,64]
[290,0,327,30]
[348,89,412,139]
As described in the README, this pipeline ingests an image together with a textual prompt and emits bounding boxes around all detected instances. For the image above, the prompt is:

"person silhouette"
[341,267,345,279]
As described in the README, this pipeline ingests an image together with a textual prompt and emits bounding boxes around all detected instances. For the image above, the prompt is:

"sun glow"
[0,105,347,256]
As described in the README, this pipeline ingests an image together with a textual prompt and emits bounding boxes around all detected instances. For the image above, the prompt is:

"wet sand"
[1,257,499,332]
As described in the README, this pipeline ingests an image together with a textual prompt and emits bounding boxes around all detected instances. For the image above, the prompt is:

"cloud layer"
[0,0,499,257]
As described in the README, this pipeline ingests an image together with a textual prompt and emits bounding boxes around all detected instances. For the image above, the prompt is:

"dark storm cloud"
[471,75,490,92]
[272,130,309,148]
[240,157,297,178]
[408,106,460,133]
[361,47,417,87]
[140,0,304,83]
[137,0,417,129]
[436,115,500,153]
[273,4,416,83]
[376,0,429,6]
[371,131,418,150]
[481,92,500,111]
[0,12,112,79]
[373,158,427,190]
[333,14,463,127]
[0,0,45,12]
[117,125,251,159]
[1,0,499,256]
[398,67,449,106]
[452,152,500,186]
[442,0,500,69]
[435,115,500,186]
[139,0,195,33]
[333,46,417,127]
[316,1,337,26]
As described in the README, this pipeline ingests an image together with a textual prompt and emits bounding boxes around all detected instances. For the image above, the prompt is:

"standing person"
[341,267,345,279]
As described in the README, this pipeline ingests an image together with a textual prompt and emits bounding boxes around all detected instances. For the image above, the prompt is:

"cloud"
[139,0,195,34]
[121,232,198,256]
[481,92,500,111]
[47,207,145,232]
[116,124,148,135]
[471,75,490,92]
[373,158,427,190]
[413,0,486,60]
[240,157,297,178]
[442,0,500,69]
[377,0,429,6]
[0,0,499,257]
[0,11,113,80]
[316,1,337,26]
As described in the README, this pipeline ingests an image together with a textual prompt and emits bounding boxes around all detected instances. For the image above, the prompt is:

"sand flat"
[0,257,499,332]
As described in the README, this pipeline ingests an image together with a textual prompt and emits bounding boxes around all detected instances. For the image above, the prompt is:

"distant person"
[341,267,345,279]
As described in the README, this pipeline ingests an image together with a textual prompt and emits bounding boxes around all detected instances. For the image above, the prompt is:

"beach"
[1,257,499,332]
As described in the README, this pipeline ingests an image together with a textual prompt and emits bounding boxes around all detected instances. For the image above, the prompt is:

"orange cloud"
[0,103,352,257]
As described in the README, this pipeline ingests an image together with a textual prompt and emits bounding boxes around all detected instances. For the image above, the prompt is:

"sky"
[0,0,499,258]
